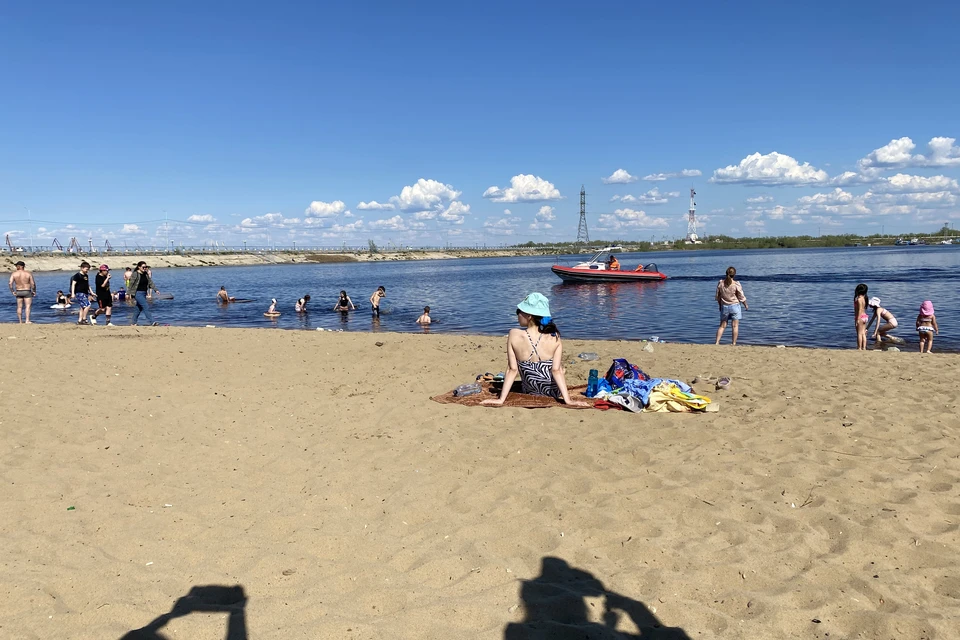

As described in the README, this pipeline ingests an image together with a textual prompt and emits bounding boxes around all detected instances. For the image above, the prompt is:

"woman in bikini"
[866,297,898,343]
[333,290,355,313]
[854,283,869,350]
[482,292,589,407]
[916,300,939,353]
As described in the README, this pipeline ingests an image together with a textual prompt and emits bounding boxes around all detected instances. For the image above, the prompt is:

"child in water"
[56,290,68,306]
[370,286,386,318]
[333,290,355,312]
[854,283,869,350]
[295,294,311,312]
[416,306,431,324]
[916,300,939,353]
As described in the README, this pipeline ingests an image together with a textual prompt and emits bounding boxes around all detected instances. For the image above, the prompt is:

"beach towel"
[644,382,714,413]
[431,382,591,410]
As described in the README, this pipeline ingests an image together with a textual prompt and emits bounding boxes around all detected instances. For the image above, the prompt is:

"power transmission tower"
[685,188,700,243]
[576,185,589,244]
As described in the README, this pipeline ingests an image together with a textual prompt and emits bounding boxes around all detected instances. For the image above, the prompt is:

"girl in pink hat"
[916,300,939,353]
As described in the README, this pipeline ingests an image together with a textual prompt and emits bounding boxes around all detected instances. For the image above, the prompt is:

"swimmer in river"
[370,286,386,318]
[416,306,431,324]
[333,290,355,312]
[264,298,281,317]
[56,290,69,306]
[217,286,236,303]
[295,294,311,313]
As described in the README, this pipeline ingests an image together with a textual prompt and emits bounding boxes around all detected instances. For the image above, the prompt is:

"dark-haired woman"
[333,290,354,312]
[482,292,588,407]
[854,283,869,350]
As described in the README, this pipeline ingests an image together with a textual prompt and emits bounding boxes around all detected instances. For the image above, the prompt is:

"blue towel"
[620,378,692,405]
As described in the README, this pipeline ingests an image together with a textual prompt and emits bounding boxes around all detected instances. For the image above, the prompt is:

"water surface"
[5,246,958,351]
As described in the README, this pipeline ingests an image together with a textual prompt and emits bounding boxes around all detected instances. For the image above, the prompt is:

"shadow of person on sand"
[505,557,690,639]
[119,584,247,640]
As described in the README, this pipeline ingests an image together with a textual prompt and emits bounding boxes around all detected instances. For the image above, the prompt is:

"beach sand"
[1,325,958,639]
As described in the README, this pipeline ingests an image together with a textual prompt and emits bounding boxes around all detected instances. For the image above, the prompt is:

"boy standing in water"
[714,266,748,345]
[416,306,431,324]
[370,286,386,318]
[91,264,113,325]
[70,261,95,325]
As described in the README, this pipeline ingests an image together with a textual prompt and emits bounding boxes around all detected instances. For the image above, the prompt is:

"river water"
[5,246,959,351]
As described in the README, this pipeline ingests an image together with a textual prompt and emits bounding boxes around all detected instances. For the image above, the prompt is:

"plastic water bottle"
[578,352,600,361]
[586,369,599,397]
[454,382,482,397]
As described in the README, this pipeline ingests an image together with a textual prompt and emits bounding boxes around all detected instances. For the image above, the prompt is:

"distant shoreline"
[4,239,956,273]
[2,249,560,273]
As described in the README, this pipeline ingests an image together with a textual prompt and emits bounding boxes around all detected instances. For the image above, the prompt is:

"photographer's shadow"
[120,584,247,640]
[505,557,690,639]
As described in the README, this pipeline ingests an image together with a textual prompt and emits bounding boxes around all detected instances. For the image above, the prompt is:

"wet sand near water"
[1,325,958,638]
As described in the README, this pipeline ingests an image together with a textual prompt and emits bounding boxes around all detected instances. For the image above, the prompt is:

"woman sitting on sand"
[482,293,589,407]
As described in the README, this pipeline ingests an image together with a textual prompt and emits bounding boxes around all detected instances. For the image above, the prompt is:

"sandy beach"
[1,325,958,639]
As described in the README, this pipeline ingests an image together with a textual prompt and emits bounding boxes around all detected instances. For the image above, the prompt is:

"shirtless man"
[8,261,36,323]
[370,286,386,318]
[217,286,236,303]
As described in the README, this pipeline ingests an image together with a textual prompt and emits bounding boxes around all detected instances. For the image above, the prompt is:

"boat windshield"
[643,263,658,272]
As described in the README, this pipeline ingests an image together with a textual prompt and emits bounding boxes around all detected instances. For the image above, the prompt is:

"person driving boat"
[607,255,620,271]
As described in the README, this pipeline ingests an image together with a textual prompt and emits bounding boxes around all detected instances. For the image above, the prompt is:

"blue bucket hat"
[517,292,551,320]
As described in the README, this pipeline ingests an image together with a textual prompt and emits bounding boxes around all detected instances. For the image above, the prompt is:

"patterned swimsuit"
[517,330,561,399]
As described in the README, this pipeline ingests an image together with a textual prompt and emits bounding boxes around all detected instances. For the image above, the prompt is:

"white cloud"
[859,136,960,170]
[390,179,461,212]
[878,173,959,193]
[746,195,774,204]
[368,215,424,232]
[438,201,470,224]
[356,200,395,211]
[484,217,518,235]
[744,219,766,231]
[711,152,829,186]
[602,168,638,184]
[643,169,702,181]
[503,209,512,216]
[321,220,365,238]
[304,200,347,218]
[611,188,679,205]
[596,208,670,231]
[187,214,216,223]
[483,174,561,203]
[122,224,147,235]
[535,205,555,222]
[797,188,855,207]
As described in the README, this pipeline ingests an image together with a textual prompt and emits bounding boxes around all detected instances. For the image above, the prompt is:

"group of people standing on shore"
[711,267,942,352]
[7,260,161,326]
[854,283,940,352]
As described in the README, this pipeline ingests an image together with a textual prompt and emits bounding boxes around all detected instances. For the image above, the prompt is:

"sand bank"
[2,248,562,273]
[1,325,957,638]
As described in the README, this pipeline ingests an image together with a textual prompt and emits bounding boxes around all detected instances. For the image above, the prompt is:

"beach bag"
[605,358,649,391]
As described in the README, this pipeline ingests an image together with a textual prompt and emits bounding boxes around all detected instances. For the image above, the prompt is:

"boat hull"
[551,265,667,283]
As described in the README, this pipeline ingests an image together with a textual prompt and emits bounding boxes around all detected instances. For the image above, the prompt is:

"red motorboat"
[551,246,667,283]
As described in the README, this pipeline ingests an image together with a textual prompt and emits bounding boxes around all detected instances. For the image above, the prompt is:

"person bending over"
[482,292,588,407]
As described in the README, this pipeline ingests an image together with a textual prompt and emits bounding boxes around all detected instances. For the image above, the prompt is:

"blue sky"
[2,1,959,248]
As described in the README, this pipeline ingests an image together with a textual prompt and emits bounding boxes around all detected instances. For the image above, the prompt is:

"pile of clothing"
[589,358,713,413]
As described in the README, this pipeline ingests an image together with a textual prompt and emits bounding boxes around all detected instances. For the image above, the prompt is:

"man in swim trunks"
[8,260,36,323]
[70,261,95,325]
[91,264,114,325]
[370,286,386,318]
[217,287,236,303]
